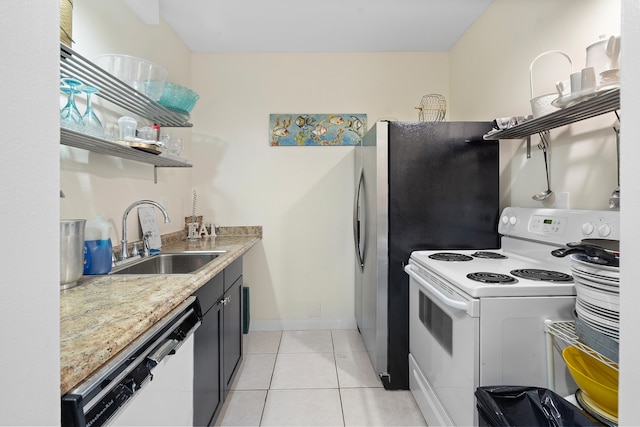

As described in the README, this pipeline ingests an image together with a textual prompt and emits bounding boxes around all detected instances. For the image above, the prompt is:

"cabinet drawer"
[194,273,224,314]
[224,258,243,291]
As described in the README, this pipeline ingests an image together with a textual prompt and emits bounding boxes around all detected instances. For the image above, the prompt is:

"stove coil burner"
[471,251,507,259]
[466,272,517,284]
[510,269,573,282]
[428,253,473,262]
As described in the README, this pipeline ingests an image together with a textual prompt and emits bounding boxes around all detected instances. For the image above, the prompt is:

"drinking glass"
[79,85,104,138]
[60,77,84,130]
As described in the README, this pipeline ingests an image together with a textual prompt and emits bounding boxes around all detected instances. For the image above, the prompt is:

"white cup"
[581,66,596,91]
[570,72,582,93]
[118,116,137,142]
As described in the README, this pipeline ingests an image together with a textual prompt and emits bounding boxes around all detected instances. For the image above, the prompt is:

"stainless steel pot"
[60,219,86,289]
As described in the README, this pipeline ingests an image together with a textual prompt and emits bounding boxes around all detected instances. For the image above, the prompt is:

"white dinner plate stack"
[570,254,620,342]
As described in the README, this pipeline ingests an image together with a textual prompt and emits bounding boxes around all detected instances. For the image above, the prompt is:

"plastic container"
[94,54,168,101]
[84,215,113,275]
[118,116,137,142]
[158,82,200,113]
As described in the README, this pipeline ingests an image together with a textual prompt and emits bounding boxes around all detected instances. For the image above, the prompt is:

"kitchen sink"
[111,251,226,275]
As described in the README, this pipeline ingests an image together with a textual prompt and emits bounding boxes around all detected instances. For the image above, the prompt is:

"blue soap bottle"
[83,215,113,275]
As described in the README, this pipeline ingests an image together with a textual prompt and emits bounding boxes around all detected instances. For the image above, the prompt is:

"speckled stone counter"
[60,227,261,395]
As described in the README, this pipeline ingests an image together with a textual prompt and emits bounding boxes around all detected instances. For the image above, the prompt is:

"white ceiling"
[155,0,494,53]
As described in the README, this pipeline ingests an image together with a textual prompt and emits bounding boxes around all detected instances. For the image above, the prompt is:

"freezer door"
[358,122,389,379]
[387,121,500,253]
[354,148,364,335]
[387,121,499,390]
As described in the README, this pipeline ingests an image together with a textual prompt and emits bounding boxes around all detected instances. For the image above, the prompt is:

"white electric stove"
[405,207,620,426]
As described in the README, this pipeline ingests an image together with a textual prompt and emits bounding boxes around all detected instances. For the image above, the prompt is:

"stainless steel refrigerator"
[353,121,500,390]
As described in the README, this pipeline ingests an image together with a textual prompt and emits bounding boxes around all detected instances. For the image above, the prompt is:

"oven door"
[405,262,480,427]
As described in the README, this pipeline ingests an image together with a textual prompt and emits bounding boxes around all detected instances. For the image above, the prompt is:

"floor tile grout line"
[333,330,348,427]
[234,330,390,427]
[258,331,282,427]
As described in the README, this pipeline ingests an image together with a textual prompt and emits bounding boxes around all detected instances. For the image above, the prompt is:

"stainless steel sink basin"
[111,251,226,275]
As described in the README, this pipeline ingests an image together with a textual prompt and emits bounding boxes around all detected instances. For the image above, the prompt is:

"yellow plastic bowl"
[562,345,618,416]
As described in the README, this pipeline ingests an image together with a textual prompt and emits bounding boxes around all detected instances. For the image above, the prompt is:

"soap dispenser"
[84,214,113,275]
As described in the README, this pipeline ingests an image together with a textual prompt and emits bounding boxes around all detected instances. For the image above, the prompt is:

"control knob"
[598,223,612,237]
[582,222,595,236]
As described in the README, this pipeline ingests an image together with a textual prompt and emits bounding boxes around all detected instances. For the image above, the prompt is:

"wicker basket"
[60,0,73,46]
[529,50,572,118]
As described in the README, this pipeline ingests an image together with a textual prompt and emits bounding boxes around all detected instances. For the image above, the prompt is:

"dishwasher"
[61,296,202,427]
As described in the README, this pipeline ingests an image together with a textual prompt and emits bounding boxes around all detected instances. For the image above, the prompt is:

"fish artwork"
[295,115,315,130]
[310,121,328,141]
[271,116,292,145]
[269,113,366,146]
[328,115,345,125]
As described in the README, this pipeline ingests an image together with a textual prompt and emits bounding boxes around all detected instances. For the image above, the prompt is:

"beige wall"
[190,53,449,328]
[60,0,193,243]
[451,0,621,210]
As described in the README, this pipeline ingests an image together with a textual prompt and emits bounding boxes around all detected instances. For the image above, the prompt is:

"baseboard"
[249,318,357,331]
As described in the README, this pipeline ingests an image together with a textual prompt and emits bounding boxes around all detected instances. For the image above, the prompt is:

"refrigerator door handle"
[353,167,365,268]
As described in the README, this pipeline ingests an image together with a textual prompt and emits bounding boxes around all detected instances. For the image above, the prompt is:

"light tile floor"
[215,330,427,427]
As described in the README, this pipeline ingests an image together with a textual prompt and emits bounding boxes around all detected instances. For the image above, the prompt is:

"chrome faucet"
[120,199,170,260]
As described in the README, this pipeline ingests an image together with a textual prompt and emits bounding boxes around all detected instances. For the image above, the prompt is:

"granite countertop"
[60,226,262,396]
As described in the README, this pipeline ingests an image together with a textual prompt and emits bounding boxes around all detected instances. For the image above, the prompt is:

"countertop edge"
[60,227,261,395]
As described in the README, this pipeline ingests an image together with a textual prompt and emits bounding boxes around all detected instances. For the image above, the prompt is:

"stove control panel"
[498,207,619,244]
[529,214,568,235]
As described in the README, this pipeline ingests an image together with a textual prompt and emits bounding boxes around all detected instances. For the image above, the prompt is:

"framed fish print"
[269,113,367,146]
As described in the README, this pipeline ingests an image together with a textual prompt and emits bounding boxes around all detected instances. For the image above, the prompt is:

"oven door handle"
[404,264,470,313]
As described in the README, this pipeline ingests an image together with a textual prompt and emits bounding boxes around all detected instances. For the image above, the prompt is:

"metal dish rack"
[484,87,619,140]
[59,43,192,176]
[544,319,618,396]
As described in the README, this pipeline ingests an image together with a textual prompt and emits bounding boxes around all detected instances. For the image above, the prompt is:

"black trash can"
[475,386,604,427]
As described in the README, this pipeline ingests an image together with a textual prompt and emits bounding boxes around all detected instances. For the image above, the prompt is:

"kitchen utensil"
[562,346,618,417]
[554,79,570,97]
[570,72,582,93]
[60,77,84,130]
[60,219,86,289]
[609,126,620,209]
[581,66,597,91]
[580,238,620,252]
[158,82,200,114]
[416,94,446,122]
[551,241,619,267]
[586,36,610,80]
[127,140,162,154]
[94,54,168,101]
[79,85,104,138]
[532,131,553,201]
[529,50,572,118]
[117,116,137,141]
[606,35,621,70]
[600,68,620,86]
